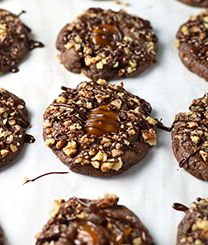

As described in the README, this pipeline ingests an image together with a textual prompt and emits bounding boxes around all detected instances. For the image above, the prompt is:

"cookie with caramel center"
[36,194,155,245]
[43,79,161,177]
[56,8,158,81]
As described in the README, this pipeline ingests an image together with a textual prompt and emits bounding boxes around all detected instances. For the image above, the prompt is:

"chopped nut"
[181,25,189,35]
[64,42,73,49]
[111,158,123,171]
[187,122,197,128]
[56,96,66,103]
[174,39,180,48]
[0,149,9,158]
[8,119,16,126]
[97,79,107,85]
[146,116,157,126]
[101,162,113,172]
[196,219,208,229]
[10,144,17,152]
[45,138,55,147]
[91,161,100,169]
[199,150,208,162]
[142,128,157,146]
[133,237,142,245]
[63,140,77,157]
[43,120,52,128]
[91,151,107,162]
[190,135,200,144]
[49,199,64,218]
[110,99,122,109]
[112,149,122,157]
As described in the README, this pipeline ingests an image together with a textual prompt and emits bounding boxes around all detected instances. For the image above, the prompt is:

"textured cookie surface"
[176,12,208,81]
[178,0,208,7]
[0,9,43,73]
[0,88,29,169]
[176,198,208,245]
[56,8,158,80]
[172,94,208,180]
[36,194,155,245]
[43,79,158,177]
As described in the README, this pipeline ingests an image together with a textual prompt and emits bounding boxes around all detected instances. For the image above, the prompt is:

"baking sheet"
[0,0,207,244]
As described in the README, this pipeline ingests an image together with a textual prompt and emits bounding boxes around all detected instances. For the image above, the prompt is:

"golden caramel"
[78,224,102,244]
[92,24,122,46]
[86,105,119,137]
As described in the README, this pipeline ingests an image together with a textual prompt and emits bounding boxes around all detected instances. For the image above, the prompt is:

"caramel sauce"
[78,224,101,244]
[85,105,119,137]
[92,24,122,46]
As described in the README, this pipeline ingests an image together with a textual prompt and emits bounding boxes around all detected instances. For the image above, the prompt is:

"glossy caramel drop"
[85,105,120,137]
[78,224,102,244]
[92,24,122,46]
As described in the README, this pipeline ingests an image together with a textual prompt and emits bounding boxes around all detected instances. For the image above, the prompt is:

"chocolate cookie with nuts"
[173,198,208,245]
[178,0,208,7]
[43,79,163,177]
[0,88,32,169]
[176,12,208,81]
[36,193,155,245]
[172,94,208,181]
[56,8,158,81]
[0,9,44,74]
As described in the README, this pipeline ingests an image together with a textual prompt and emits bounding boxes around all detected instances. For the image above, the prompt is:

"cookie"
[0,226,3,245]
[173,198,208,245]
[0,9,44,74]
[178,0,208,7]
[36,193,155,244]
[0,88,32,169]
[43,79,161,177]
[172,94,208,181]
[56,8,158,80]
[176,12,208,81]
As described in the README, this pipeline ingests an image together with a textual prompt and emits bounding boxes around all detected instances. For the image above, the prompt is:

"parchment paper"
[0,0,207,244]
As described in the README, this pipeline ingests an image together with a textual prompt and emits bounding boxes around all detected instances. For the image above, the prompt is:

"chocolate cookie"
[56,8,158,80]
[0,226,3,245]
[0,9,44,74]
[174,198,208,245]
[36,194,155,244]
[178,0,208,7]
[176,12,208,81]
[0,88,32,169]
[172,94,208,181]
[43,79,161,177]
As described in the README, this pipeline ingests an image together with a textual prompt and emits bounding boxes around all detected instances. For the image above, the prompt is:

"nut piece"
[96,79,107,85]
[45,138,55,147]
[10,144,17,153]
[0,149,9,158]
[63,140,77,157]
[142,128,157,146]
[111,158,123,171]
[91,151,107,162]
[199,150,208,162]
[146,116,157,126]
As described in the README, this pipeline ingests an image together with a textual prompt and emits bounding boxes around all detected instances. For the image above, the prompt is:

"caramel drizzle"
[85,105,120,137]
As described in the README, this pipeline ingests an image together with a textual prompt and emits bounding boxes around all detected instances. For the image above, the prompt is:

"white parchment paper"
[0,0,207,244]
